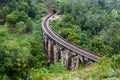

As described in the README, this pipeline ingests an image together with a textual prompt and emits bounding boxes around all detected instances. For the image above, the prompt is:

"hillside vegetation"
[0,0,48,79]
[0,0,120,80]
[53,0,120,57]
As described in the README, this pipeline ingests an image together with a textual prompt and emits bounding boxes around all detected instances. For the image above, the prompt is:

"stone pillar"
[47,39,51,64]
[61,48,69,69]
[84,58,93,67]
[86,60,93,67]
[47,39,54,65]
[53,44,59,62]
[44,35,48,53]
[70,55,79,70]
[57,44,61,61]
[82,57,93,67]
[42,31,48,53]
[50,40,54,63]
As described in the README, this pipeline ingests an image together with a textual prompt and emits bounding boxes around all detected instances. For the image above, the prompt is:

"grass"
[29,58,120,80]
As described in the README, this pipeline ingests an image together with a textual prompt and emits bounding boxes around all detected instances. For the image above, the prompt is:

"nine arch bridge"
[42,13,101,70]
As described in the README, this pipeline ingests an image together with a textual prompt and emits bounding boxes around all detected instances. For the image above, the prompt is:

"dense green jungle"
[0,0,120,80]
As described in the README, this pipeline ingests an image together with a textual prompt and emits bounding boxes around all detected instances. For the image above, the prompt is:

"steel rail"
[42,13,101,62]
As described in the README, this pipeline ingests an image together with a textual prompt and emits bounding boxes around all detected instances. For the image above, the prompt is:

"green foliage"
[53,0,120,57]
[1,6,10,16]
[98,0,105,9]
[49,1,120,79]
[6,10,33,33]
[29,58,120,80]
[25,18,33,32]
[17,1,30,13]
[111,54,120,69]
[6,10,28,24]
[58,28,81,45]
[0,0,11,4]
[0,0,120,79]
[16,21,27,33]
[0,75,10,80]
[111,9,119,18]
[48,62,66,73]
[30,73,50,80]
[62,14,74,24]
[0,26,8,41]
[28,7,37,18]
[91,22,120,56]
[29,62,66,80]
[0,0,48,79]
[80,32,89,45]
[0,36,33,79]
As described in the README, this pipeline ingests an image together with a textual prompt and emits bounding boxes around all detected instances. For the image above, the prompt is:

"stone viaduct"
[42,13,101,70]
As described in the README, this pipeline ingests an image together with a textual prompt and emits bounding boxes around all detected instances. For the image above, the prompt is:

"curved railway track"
[42,13,101,62]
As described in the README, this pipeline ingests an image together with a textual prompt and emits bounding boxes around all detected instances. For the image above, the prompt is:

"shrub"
[48,62,66,73]
[16,21,27,33]
[111,54,120,69]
